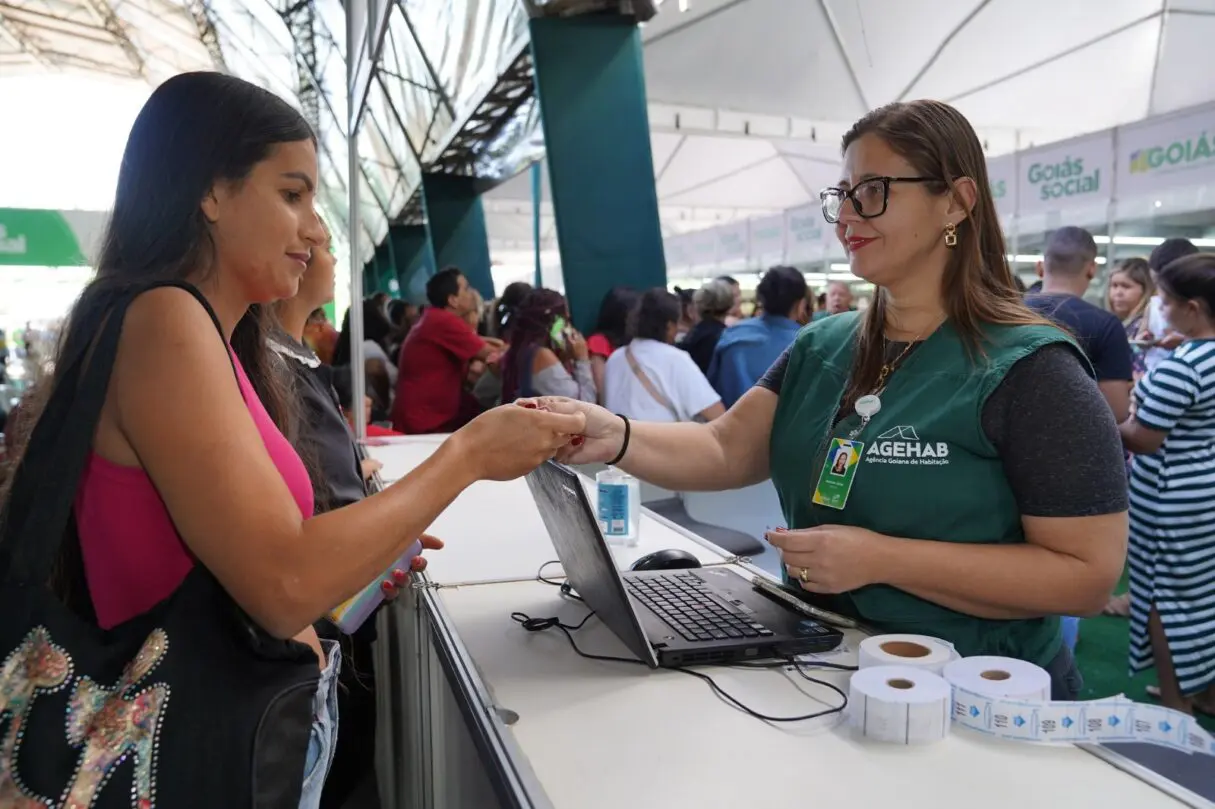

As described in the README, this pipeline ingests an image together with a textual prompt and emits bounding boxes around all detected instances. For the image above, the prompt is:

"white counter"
[437,577,1180,809]
[369,439,729,585]
[367,437,1199,809]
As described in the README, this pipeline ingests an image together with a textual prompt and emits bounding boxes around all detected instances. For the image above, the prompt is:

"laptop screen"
[523,461,659,668]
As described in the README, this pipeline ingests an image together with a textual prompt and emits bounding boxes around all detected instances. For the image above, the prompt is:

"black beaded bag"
[0,282,319,808]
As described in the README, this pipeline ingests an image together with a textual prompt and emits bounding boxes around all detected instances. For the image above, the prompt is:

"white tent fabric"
[486,0,1215,266]
[6,0,1215,283]
[0,0,220,84]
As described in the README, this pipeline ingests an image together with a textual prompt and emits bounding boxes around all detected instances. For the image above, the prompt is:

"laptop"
[524,461,844,668]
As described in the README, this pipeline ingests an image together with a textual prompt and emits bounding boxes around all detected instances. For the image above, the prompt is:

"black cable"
[536,559,582,602]
[536,560,565,588]
[511,611,639,666]
[513,597,849,723]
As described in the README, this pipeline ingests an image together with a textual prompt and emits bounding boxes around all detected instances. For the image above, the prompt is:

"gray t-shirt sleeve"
[534,359,597,403]
[980,343,1128,517]
[757,347,790,394]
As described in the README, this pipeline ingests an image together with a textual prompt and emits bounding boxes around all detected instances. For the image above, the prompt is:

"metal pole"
[1104,127,1120,295]
[531,161,542,288]
[348,3,366,443]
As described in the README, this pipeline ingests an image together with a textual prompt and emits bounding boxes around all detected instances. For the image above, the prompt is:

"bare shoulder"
[121,286,222,349]
[533,347,560,371]
[111,286,239,432]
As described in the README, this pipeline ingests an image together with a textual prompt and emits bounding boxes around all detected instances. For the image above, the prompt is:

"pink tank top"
[74,350,315,629]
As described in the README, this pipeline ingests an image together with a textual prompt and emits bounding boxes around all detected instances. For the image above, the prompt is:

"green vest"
[769,312,1078,667]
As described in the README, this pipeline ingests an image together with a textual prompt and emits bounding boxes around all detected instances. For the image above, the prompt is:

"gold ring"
[799,567,811,583]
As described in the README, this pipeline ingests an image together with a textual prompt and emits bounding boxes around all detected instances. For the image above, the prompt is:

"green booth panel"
[389,224,438,306]
[421,173,495,300]
[530,14,666,332]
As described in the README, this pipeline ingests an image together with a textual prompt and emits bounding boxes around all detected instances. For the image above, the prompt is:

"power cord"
[518,561,850,723]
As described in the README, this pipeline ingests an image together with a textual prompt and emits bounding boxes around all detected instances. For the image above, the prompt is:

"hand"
[568,329,589,362]
[1157,332,1184,350]
[445,403,586,481]
[766,525,887,594]
[484,337,507,350]
[515,396,623,466]
[379,533,443,600]
[360,458,383,481]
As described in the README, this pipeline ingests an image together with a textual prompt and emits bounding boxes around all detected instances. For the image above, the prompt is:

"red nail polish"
[392,568,408,581]
[380,580,394,593]
[521,402,537,409]
[774,527,787,533]
[571,435,584,446]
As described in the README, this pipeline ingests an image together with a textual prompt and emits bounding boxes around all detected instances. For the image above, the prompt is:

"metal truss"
[524,0,658,21]
[81,0,145,77]
[388,43,536,227]
[0,1,134,76]
[0,2,52,69]
[428,43,535,177]
[392,191,426,226]
[0,0,225,78]
[279,0,320,133]
[188,0,228,72]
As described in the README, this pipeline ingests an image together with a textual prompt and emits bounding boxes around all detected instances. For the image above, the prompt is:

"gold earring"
[944,222,958,248]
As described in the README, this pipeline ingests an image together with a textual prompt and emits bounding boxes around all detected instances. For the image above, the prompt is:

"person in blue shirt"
[1025,226,1133,423]
[708,265,808,407]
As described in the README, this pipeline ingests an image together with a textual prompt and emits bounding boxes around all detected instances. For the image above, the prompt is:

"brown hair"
[839,100,1056,413]
[1105,256,1154,326]
[1,72,319,605]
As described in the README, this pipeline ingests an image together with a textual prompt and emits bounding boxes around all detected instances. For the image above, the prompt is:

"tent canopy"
[5,0,1215,272]
[488,0,1215,266]
[0,0,222,82]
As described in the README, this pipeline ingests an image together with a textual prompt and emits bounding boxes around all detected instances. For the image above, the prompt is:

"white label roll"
[942,656,1052,702]
[849,665,953,745]
[940,655,1215,753]
[857,634,957,674]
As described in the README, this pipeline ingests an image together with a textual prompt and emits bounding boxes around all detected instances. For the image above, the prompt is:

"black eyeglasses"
[819,176,935,224]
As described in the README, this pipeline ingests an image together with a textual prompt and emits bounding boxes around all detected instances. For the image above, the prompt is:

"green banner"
[0,208,101,266]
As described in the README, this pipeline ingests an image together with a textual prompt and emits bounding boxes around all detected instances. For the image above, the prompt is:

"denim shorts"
[298,639,342,809]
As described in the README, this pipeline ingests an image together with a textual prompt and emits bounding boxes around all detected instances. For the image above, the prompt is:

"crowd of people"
[316,261,862,445]
[1,68,1213,809]
[314,135,1213,725]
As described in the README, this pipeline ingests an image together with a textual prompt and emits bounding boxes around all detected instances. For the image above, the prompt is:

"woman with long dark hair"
[500,288,596,404]
[586,285,639,402]
[490,281,534,338]
[526,100,1128,700]
[0,72,583,804]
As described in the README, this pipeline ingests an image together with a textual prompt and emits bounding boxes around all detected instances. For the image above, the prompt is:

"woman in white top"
[604,288,724,423]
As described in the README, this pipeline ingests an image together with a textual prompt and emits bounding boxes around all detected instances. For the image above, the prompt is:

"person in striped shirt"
[1119,251,1215,716]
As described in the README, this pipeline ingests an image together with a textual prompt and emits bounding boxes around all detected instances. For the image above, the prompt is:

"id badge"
[812,438,863,510]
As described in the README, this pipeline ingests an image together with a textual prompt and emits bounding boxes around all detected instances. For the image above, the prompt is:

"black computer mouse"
[629,548,702,572]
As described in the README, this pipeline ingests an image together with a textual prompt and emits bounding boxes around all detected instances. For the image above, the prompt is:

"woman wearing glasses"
[522,100,1129,700]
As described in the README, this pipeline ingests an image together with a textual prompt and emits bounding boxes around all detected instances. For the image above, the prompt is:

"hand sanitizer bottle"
[595,467,640,546]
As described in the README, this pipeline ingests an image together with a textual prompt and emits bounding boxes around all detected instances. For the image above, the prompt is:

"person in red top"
[392,266,503,433]
[586,286,639,404]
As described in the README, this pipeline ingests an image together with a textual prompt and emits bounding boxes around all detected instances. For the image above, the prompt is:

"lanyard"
[846,335,923,439]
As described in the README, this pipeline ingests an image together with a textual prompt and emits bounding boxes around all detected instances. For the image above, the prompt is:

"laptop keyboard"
[625,572,774,643]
